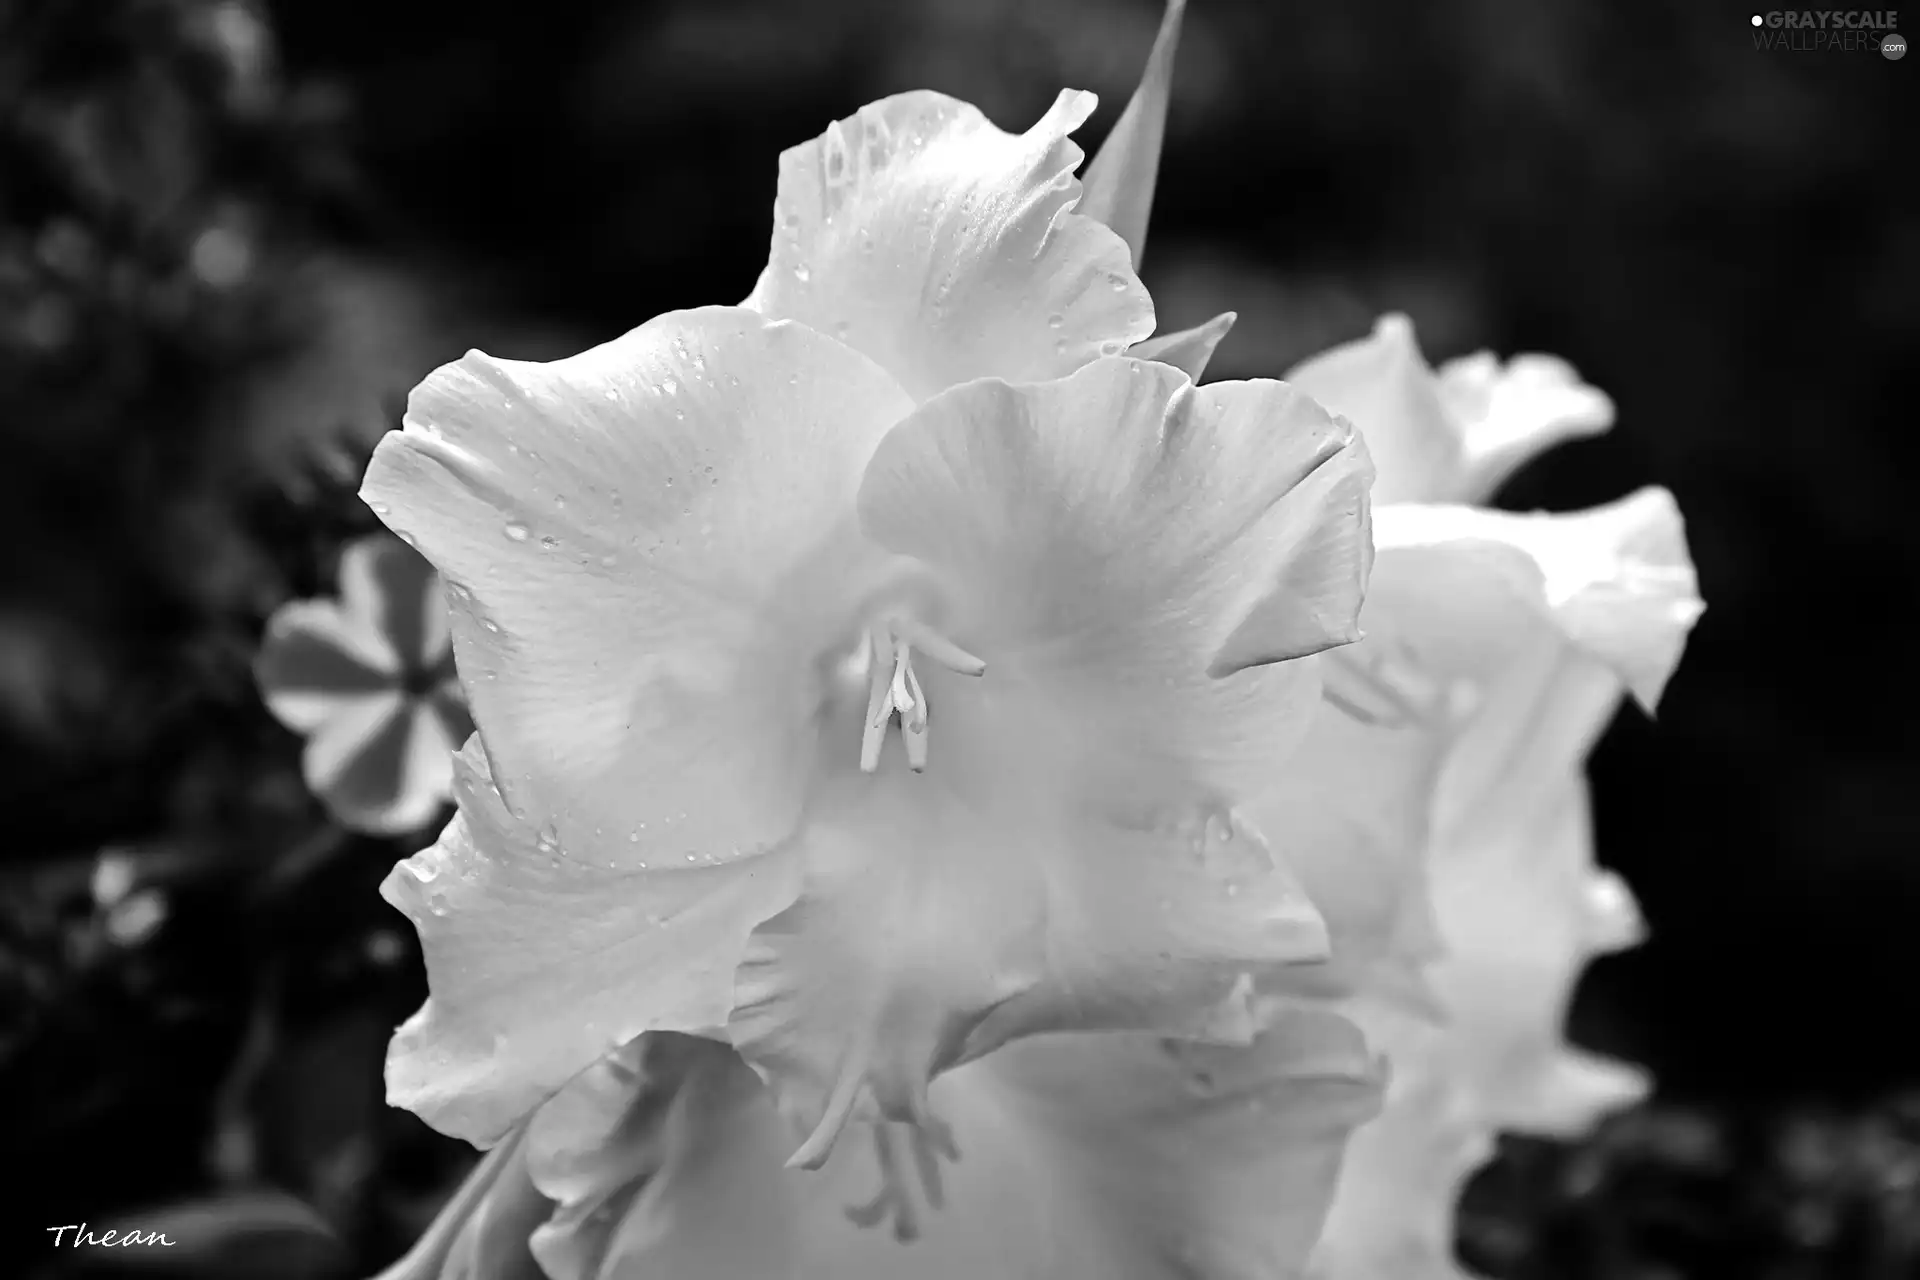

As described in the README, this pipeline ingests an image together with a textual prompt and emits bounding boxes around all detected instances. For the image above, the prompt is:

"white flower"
[1268,313,1704,1279]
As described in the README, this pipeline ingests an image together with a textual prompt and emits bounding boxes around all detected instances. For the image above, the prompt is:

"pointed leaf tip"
[1080,0,1187,268]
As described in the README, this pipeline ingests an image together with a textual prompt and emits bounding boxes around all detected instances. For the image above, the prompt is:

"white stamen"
[891,616,986,677]
[857,617,983,774]
[888,643,916,716]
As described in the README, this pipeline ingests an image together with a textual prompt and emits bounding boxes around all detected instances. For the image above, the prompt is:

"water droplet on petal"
[504,523,530,542]
[539,535,559,550]
[426,889,449,917]
[1046,313,1064,329]
[1108,274,1129,292]
[793,262,812,283]
[1098,340,1125,357]
[661,377,679,396]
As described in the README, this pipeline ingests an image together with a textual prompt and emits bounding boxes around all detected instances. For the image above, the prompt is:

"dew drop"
[539,535,559,550]
[1098,340,1125,357]
[426,889,449,917]
[603,388,620,401]
[1046,313,1064,330]
[1108,275,1129,292]
[504,523,530,542]
[661,377,679,396]
[793,262,812,284]
[411,860,440,883]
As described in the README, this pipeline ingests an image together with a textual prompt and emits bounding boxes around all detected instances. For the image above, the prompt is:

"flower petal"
[1286,315,1459,504]
[1311,1005,1490,1280]
[744,90,1155,400]
[525,1037,687,1280]
[857,356,1374,802]
[1438,349,1615,501]
[384,701,461,835]
[382,739,802,1146]
[1375,487,1703,713]
[1078,0,1187,267]
[339,533,449,672]
[1428,776,1648,1137]
[1288,314,1615,505]
[1130,310,1236,382]
[361,306,916,873]
[438,1133,551,1280]
[724,358,1369,1163]
[728,766,1331,1168]
[602,1017,1381,1280]
[368,1123,538,1280]
[302,690,411,830]
[315,697,457,836]
[1247,656,1451,1008]
[256,599,399,732]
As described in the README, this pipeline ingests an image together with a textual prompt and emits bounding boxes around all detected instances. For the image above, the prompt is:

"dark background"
[2,0,1915,1276]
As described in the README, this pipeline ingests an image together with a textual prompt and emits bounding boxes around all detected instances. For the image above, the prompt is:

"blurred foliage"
[0,0,1914,1275]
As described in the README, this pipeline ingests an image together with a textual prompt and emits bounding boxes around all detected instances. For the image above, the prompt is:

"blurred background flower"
[255,534,468,837]
[1,0,1913,1277]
